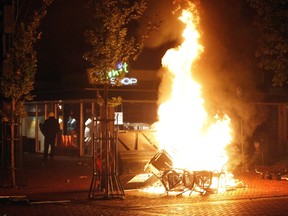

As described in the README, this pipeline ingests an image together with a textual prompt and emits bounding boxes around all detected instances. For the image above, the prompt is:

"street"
[1,154,288,216]
[1,192,288,216]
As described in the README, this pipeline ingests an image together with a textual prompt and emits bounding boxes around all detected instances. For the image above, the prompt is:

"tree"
[247,0,288,86]
[83,0,161,85]
[83,0,161,199]
[1,0,53,187]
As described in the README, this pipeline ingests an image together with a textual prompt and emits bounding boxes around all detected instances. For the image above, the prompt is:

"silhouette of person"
[40,112,60,161]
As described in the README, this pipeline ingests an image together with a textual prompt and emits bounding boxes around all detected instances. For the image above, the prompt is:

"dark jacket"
[41,117,60,138]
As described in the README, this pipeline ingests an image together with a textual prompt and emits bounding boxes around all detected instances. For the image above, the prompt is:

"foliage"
[247,0,288,86]
[1,0,53,119]
[97,96,123,107]
[83,0,161,86]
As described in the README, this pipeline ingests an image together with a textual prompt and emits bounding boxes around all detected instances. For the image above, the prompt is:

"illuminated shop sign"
[110,77,137,85]
[108,62,137,85]
[107,62,129,78]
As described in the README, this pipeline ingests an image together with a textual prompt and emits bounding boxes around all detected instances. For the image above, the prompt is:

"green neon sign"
[107,62,129,78]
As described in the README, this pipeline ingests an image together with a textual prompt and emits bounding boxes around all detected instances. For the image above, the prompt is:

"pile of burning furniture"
[144,150,234,195]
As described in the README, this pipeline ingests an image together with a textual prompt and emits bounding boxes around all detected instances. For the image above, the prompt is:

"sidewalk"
[1,153,288,204]
[0,153,92,202]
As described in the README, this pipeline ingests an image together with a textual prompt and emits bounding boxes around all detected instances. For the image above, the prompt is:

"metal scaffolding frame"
[88,93,124,199]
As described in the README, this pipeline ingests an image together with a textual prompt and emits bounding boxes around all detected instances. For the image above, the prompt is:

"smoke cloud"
[139,0,184,48]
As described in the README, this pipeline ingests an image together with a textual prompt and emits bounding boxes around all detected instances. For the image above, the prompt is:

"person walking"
[40,112,60,161]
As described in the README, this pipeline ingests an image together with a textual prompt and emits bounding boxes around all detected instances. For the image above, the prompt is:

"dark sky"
[35,0,258,95]
[36,0,90,83]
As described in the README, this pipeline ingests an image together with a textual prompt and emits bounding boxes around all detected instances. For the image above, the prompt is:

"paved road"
[1,193,288,216]
[1,154,288,215]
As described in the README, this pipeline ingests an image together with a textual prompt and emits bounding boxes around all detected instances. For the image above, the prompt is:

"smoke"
[195,0,267,139]
[139,0,184,48]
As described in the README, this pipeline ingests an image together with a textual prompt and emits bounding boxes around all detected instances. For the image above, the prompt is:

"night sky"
[34,0,258,97]
[36,0,90,84]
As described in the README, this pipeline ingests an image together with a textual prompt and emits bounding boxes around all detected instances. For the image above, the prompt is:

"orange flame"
[154,5,232,173]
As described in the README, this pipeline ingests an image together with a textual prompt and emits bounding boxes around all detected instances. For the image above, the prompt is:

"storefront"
[21,99,157,157]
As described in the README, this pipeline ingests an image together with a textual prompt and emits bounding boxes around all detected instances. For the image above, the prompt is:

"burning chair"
[144,150,221,195]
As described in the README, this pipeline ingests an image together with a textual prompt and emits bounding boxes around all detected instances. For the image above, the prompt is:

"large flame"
[154,5,232,173]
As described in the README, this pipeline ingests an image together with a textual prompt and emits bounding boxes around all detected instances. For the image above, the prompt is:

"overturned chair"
[144,150,225,195]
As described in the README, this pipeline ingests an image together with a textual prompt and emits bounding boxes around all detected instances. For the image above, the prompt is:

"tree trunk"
[10,98,16,187]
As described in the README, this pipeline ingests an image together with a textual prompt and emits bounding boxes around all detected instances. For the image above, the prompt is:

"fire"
[154,5,232,173]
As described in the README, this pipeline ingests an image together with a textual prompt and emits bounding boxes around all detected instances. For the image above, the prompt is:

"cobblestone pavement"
[1,192,288,216]
[1,154,288,215]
